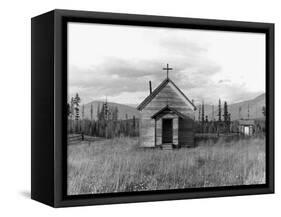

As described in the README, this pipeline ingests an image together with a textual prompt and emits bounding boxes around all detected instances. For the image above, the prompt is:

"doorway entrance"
[162,118,173,143]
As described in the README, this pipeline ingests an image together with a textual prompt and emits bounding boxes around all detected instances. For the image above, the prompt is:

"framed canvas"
[31,9,274,207]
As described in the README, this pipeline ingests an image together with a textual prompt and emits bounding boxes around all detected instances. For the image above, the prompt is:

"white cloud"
[68,22,265,105]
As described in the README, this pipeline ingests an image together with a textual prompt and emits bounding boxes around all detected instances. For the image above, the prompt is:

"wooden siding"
[139,118,155,147]
[156,119,162,146]
[137,78,196,111]
[145,82,194,117]
[179,117,194,147]
[173,118,179,146]
[139,82,195,147]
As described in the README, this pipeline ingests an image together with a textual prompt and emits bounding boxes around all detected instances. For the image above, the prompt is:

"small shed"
[137,77,196,148]
[238,119,255,136]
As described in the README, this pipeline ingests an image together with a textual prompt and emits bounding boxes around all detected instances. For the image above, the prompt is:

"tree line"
[68,93,265,138]
[67,93,139,138]
[196,98,265,135]
[197,99,231,134]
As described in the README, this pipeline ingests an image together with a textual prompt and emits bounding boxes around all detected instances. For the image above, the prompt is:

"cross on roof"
[163,64,173,78]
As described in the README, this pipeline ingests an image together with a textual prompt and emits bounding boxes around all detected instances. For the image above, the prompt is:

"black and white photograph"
[0,0,279,213]
[67,22,266,195]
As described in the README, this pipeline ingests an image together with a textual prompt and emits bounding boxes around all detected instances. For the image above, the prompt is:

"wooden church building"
[137,65,196,149]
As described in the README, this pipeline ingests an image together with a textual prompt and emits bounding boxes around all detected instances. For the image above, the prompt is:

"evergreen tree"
[103,100,109,121]
[218,99,222,122]
[70,93,81,132]
[90,104,93,121]
[99,101,109,121]
[224,101,231,133]
[70,97,74,119]
[223,101,228,123]
[97,103,100,120]
[73,93,81,121]
[201,101,205,123]
[198,105,201,122]
[81,104,85,133]
[69,97,75,132]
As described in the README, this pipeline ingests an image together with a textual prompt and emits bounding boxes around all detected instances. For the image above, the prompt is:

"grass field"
[67,137,265,195]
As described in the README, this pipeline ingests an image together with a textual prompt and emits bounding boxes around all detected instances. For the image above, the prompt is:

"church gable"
[137,65,196,148]
[137,78,196,113]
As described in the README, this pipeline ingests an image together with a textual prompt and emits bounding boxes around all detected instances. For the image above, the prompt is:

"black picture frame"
[31,9,274,207]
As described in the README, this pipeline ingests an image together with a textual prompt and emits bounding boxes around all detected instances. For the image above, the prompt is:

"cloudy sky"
[68,22,265,106]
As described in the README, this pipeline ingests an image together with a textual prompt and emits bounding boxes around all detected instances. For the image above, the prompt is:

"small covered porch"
[151,105,188,149]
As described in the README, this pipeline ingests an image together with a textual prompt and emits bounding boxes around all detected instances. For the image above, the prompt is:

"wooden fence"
[68,134,83,144]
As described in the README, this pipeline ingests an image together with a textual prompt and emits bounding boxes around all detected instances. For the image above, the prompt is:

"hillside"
[80,93,265,121]
[81,101,140,120]
[226,93,265,120]
[195,93,265,121]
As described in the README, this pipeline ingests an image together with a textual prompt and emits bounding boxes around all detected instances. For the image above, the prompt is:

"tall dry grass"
[67,137,265,195]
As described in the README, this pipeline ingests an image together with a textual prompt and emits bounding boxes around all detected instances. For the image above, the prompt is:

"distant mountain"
[195,93,265,121]
[226,93,265,120]
[80,93,265,121]
[81,101,141,120]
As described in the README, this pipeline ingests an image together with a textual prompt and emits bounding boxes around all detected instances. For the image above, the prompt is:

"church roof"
[137,78,196,111]
[151,105,188,120]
